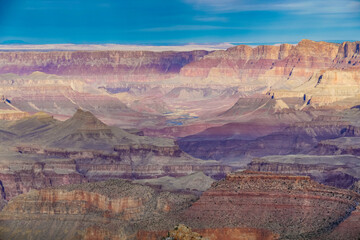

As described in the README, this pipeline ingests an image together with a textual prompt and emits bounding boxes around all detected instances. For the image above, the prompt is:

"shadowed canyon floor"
[1,40,360,239]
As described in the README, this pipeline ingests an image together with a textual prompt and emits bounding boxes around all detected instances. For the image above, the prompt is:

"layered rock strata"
[0,110,231,200]
[248,155,360,189]
[183,171,360,239]
[1,171,359,240]
[178,117,359,164]
[313,137,360,156]
[0,179,198,240]
[0,50,208,81]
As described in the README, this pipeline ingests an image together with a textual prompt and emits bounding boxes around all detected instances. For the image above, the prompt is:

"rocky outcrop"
[183,171,360,239]
[138,226,279,240]
[247,155,360,189]
[161,224,206,240]
[0,179,198,240]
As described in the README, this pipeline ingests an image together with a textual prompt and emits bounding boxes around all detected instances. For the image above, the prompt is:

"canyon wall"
[1,172,359,240]
[0,179,198,240]
[184,171,360,239]
[0,50,209,82]
[180,40,359,85]
[0,40,358,87]
[247,154,360,189]
[0,40,359,126]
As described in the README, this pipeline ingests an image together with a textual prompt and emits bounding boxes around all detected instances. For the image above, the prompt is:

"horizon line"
[0,39,357,52]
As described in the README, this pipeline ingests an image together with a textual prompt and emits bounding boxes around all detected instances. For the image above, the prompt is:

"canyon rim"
[1,0,360,239]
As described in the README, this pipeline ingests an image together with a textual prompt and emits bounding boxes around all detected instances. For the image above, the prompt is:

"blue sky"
[0,0,359,44]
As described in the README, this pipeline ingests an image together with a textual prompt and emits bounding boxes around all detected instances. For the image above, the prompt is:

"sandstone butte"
[2,171,353,239]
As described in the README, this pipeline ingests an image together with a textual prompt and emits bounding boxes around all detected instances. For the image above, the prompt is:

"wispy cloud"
[276,0,360,15]
[183,0,360,15]
[194,16,228,22]
[140,25,250,32]
[140,25,221,32]
[139,20,360,33]
[184,0,238,11]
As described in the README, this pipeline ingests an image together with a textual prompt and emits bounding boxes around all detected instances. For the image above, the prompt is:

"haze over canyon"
[0,39,360,239]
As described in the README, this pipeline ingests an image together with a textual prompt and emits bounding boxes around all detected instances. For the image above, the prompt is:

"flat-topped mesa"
[184,171,360,239]
[114,144,182,157]
[226,170,311,182]
[221,171,352,195]
[247,154,360,189]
